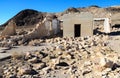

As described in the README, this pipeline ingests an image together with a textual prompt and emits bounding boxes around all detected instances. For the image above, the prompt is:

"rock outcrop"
[0,20,16,36]
[1,9,44,27]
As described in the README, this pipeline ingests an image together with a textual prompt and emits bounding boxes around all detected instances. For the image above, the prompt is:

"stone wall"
[22,15,60,42]
[62,12,93,37]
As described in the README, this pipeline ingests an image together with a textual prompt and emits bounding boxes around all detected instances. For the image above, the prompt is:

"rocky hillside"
[63,6,120,17]
[1,9,45,27]
[1,5,120,27]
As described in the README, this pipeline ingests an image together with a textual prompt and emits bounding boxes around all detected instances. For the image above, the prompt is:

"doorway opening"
[74,24,81,37]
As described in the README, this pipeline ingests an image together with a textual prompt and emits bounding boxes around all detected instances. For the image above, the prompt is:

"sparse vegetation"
[11,52,24,60]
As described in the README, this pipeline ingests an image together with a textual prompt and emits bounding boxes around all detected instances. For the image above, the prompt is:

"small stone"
[0,50,6,53]
[51,58,60,65]
[9,74,17,78]
[100,58,114,68]
[28,57,39,63]
[42,67,51,74]
[64,53,72,59]
[101,68,111,76]
[0,67,3,78]
[1,47,11,50]
[3,69,9,74]
[84,61,92,66]
[115,73,120,78]
[25,52,32,57]
[18,65,33,75]
[82,68,92,76]
[56,62,69,67]
[58,51,62,55]
[33,63,46,70]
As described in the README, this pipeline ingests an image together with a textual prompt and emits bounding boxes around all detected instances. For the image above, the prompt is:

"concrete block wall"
[62,12,93,37]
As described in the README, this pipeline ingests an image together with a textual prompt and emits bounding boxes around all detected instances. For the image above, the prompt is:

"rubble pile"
[1,35,120,78]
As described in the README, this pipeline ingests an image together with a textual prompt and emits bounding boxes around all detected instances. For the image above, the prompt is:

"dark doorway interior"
[74,24,81,37]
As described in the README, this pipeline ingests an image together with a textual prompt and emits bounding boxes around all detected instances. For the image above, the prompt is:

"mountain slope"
[1,9,45,27]
[1,5,120,27]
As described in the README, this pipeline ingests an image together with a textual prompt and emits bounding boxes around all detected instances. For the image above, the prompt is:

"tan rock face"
[1,20,16,36]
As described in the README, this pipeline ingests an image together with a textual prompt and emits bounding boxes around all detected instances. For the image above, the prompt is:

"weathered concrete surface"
[24,20,48,40]
[62,12,93,37]
[23,15,60,41]
[52,19,60,35]
[0,45,52,61]
[94,18,111,33]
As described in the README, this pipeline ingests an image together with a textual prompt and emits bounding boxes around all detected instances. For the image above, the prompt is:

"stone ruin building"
[0,12,119,39]
[21,14,61,42]
[94,18,111,33]
[93,13,112,34]
[59,12,94,37]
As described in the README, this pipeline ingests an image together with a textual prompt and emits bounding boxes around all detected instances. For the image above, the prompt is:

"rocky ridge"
[1,5,120,27]
[1,9,45,27]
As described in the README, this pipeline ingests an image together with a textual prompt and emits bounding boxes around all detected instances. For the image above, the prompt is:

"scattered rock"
[1,35,120,78]
[28,57,39,63]
[100,58,114,68]
[0,50,6,53]
[82,68,92,76]
[1,47,11,50]
[33,63,46,70]
[0,67,3,78]
[56,62,69,67]
[18,65,34,75]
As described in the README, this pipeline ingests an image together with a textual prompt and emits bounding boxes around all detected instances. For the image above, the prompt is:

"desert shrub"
[11,52,25,60]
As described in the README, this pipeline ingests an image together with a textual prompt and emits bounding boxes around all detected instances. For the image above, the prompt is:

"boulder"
[18,65,33,75]
[28,57,39,63]
[100,58,114,68]
[33,63,46,70]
